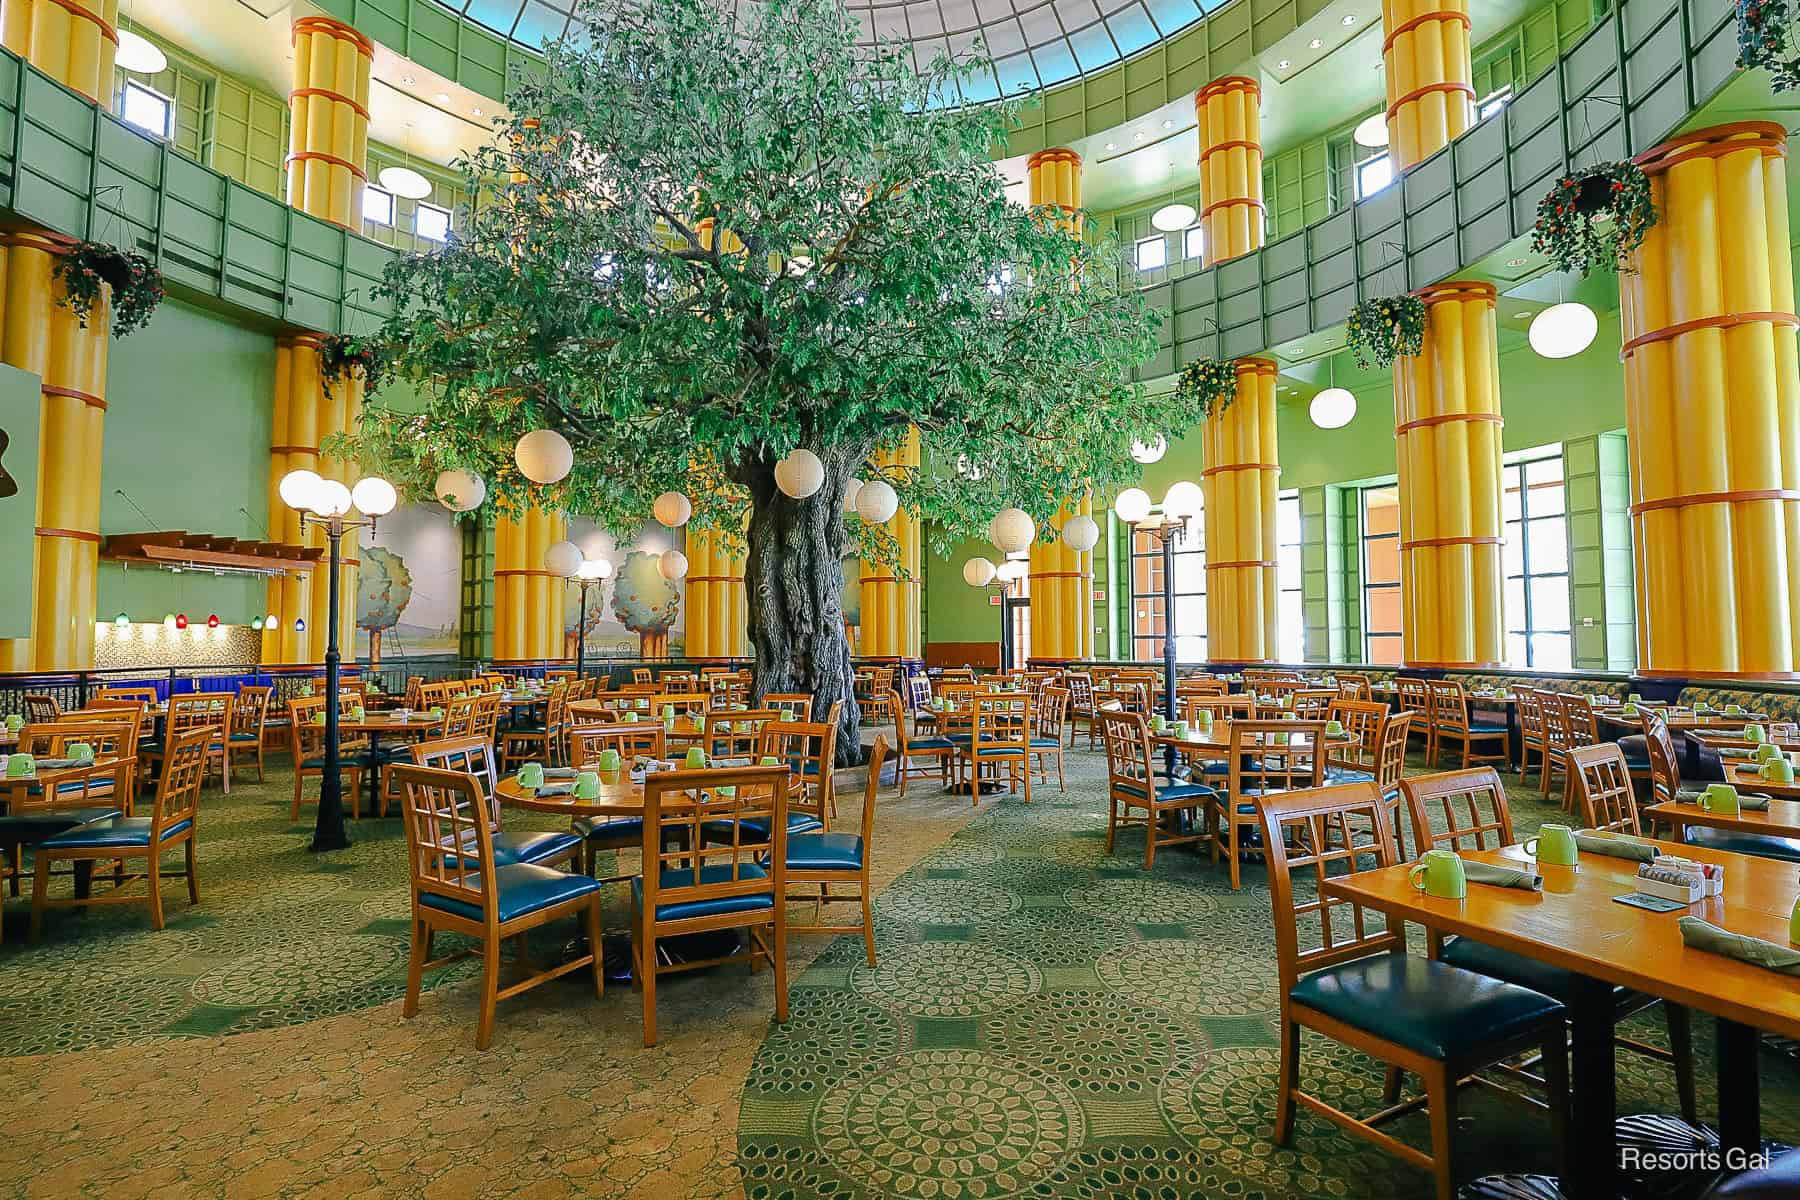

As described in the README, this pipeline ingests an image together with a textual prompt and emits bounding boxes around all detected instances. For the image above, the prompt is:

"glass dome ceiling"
[433,0,1221,99]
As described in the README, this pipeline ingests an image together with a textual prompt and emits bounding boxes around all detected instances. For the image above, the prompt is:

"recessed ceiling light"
[1308,38,1322,48]
[1134,131,1146,140]
[1513,311,1533,319]
[1104,142,1116,151]
[400,75,415,85]
[1277,59,1291,69]
[472,107,483,116]
[1506,257,1529,268]
[1162,119,1174,128]
[435,92,450,103]
[1342,13,1357,24]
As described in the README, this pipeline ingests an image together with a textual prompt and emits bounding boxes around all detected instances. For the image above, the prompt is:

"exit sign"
[988,595,1002,606]
[1093,589,1106,602]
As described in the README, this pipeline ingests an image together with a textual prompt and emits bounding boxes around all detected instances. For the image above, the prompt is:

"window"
[1502,448,1572,669]
[1355,153,1393,200]
[1479,86,1512,121]
[1277,492,1304,662]
[362,185,395,227]
[1183,225,1205,263]
[1131,509,1206,662]
[120,81,172,140]
[415,202,452,243]
[1361,485,1402,664]
[1134,234,1167,272]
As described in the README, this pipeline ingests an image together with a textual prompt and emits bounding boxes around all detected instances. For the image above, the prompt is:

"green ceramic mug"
[1757,742,1784,763]
[759,755,781,767]
[1409,848,1467,899]
[1763,756,1797,785]
[4,753,32,778]
[1728,704,1747,717]
[623,712,639,723]
[574,771,600,800]
[1745,724,1767,744]
[684,747,707,769]
[1150,714,1167,732]
[66,742,94,763]
[1524,823,1579,866]
[4,715,20,733]
[517,762,545,789]
[1701,783,1742,816]
[1324,720,1345,737]
[595,749,622,772]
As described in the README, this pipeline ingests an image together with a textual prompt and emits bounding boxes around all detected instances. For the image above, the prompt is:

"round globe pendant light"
[995,558,1029,583]
[378,165,433,201]
[855,479,899,525]
[652,491,692,527]
[962,557,997,587]
[577,558,613,580]
[278,468,323,512]
[116,30,167,75]
[434,469,486,513]
[1528,301,1598,359]
[774,449,824,499]
[1151,203,1197,233]
[658,549,689,580]
[1353,113,1390,148]
[989,508,1036,555]
[1061,514,1100,553]
[1310,387,1358,429]
[515,429,573,484]
[350,476,397,517]
[1163,480,1204,520]
[1130,436,1166,464]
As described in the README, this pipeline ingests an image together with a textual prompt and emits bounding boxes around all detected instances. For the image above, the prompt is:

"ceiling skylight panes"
[429,0,1225,99]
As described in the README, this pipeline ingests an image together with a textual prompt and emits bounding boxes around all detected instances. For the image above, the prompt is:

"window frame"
[1182,224,1205,264]
[1277,490,1304,662]
[1354,152,1393,200]
[1360,483,1403,664]
[414,201,452,243]
[120,79,174,141]
[362,184,396,228]
[1502,446,1573,669]
[1129,509,1206,663]
[1133,233,1167,273]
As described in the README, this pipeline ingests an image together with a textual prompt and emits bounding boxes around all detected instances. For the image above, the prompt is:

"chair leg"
[1422,1063,1458,1200]
[640,938,659,1047]
[583,899,606,1000]
[1105,797,1118,853]
[402,918,427,1018]
[29,853,49,942]
[1383,1064,1404,1104]
[1273,1017,1300,1146]
[860,886,875,966]
[1665,1002,1698,1124]
[1227,818,1242,890]
[772,917,789,1024]
[291,772,304,823]
[185,840,200,905]
[476,934,501,1050]
[147,854,165,931]
[1144,810,1157,870]
[1540,1026,1571,1177]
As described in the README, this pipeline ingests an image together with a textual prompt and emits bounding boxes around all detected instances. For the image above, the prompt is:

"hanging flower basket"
[53,241,163,337]
[319,333,393,397]
[1737,0,1800,91]
[1346,295,1426,372]
[1530,162,1657,276]
[1174,357,1238,418]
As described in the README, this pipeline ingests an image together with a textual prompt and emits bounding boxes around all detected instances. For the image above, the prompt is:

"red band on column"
[1399,535,1503,549]
[1629,488,1800,515]
[1395,412,1504,434]
[41,385,105,410]
[1386,82,1476,121]
[43,0,118,45]
[285,151,368,182]
[288,88,372,121]
[1619,311,1800,358]
[1382,10,1472,53]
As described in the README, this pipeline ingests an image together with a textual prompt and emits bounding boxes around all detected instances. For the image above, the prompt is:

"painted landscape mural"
[353,504,461,661]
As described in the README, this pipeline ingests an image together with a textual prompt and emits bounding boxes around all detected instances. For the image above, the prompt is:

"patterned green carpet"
[735,747,1800,1200]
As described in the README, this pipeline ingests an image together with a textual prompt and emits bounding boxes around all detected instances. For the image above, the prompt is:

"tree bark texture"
[738,444,867,766]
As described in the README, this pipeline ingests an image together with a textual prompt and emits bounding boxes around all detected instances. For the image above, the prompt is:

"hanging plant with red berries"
[52,241,164,337]
[319,333,394,398]
[1737,0,1800,91]
[1530,162,1657,276]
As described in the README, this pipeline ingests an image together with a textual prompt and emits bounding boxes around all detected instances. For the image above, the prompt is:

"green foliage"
[1737,0,1800,91]
[347,0,1176,558]
[54,241,164,337]
[1346,295,1427,371]
[1172,358,1238,418]
[1530,163,1657,277]
[319,333,393,399]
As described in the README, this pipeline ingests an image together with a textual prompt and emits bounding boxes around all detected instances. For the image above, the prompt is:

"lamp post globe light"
[278,467,396,852]
[1113,480,1200,727]
[562,554,614,677]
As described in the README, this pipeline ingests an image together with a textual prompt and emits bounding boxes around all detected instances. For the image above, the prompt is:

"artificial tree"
[350,0,1185,761]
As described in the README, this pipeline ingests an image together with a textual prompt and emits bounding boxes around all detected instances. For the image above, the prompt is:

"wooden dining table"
[1594,706,1770,732]
[1644,791,1800,842]
[1324,838,1800,1197]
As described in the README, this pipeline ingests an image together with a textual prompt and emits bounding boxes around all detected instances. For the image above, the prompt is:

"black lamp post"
[279,469,396,853]
[962,555,1027,672]
[570,557,614,678]
[1114,482,1202,722]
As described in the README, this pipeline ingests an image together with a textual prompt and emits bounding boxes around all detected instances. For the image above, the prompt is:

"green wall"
[97,298,274,625]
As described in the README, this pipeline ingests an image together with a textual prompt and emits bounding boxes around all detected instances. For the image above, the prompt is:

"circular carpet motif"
[850,942,1040,1019]
[192,933,406,1007]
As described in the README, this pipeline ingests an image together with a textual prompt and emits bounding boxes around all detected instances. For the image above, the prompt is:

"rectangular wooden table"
[1324,839,1800,1196]
[1645,793,1800,841]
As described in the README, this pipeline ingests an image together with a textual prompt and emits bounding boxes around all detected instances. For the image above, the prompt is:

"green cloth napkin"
[1574,830,1660,862]
[1678,917,1800,976]
[1740,794,1773,811]
[1464,861,1542,891]
[534,783,574,797]
[541,767,578,780]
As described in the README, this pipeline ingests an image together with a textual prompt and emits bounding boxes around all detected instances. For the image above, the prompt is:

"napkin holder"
[1636,857,1716,903]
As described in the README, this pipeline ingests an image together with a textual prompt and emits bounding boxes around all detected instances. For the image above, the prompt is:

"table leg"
[1717,1018,1761,1163]
[1507,702,1522,770]
[1566,991,1619,1197]
[366,731,384,815]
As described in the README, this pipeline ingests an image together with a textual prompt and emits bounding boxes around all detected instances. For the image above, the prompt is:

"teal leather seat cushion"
[573,815,644,841]
[1115,781,1214,803]
[703,812,825,842]
[1289,952,1563,1059]
[971,746,1026,757]
[948,734,973,745]
[39,816,192,850]
[420,862,599,924]
[1324,766,1375,785]
[907,737,954,751]
[1438,936,1628,1006]
[1682,827,1800,864]
[0,807,121,843]
[631,863,775,922]
[786,832,864,871]
[1466,724,1507,735]
[228,732,260,743]
[1029,737,1061,749]
[492,830,581,866]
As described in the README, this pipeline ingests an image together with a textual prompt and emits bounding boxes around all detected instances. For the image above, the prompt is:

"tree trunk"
[367,628,381,666]
[738,445,866,766]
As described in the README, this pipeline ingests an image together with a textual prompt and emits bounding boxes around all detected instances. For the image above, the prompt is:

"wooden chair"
[31,725,206,939]
[1207,720,1327,891]
[23,694,61,724]
[286,697,369,821]
[408,736,581,871]
[785,737,884,965]
[633,763,790,1046]
[566,723,668,875]
[764,692,813,722]
[1396,677,1431,746]
[393,763,603,1050]
[0,751,136,912]
[955,693,1032,804]
[904,673,933,714]
[1063,672,1099,747]
[1400,765,1698,1125]
[594,689,658,721]
[1336,673,1373,701]
[1568,742,1640,834]
[1425,680,1507,770]
[500,681,571,770]
[631,667,654,684]
[750,720,834,832]
[1291,688,1338,720]
[96,685,158,708]
[1259,782,1569,1200]
[1099,708,1213,869]
[1514,689,1547,787]
[703,708,781,760]
[145,694,233,793]
[1536,690,1574,802]
[227,685,271,783]
[891,690,953,796]
[1030,686,1069,792]
[857,668,896,725]
[1325,699,1388,776]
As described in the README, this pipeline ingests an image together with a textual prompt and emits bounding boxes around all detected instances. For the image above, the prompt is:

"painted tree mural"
[612,550,680,657]
[357,544,412,664]
[563,577,609,659]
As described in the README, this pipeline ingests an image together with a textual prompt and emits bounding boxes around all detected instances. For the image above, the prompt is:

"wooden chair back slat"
[642,765,788,905]
[1570,742,1640,834]
[1400,766,1514,856]
[394,763,493,914]
[756,720,836,829]
[1326,699,1387,770]
[569,723,667,766]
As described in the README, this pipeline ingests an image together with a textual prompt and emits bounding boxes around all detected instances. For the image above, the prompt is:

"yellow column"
[0,230,107,670]
[301,346,363,659]
[1194,77,1264,263]
[859,433,920,659]
[1393,280,1504,668]
[286,16,372,230]
[1202,358,1279,662]
[494,507,565,661]
[1623,122,1800,676]
[266,336,321,664]
[686,531,714,656]
[0,0,118,103]
[1382,0,1474,171]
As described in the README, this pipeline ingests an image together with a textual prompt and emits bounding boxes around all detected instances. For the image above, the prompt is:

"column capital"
[1026,147,1082,171]
[291,16,375,57]
[1633,121,1787,176]
[1413,279,1496,307]
[1195,76,1261,104]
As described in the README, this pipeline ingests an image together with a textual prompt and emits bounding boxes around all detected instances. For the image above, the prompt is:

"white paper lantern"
[312,479,353,517]
[775,449,825,499]
[855,479,899,524]
[1163,480,1204,520]
[350,476,397,517]
[962,557,997,587]
[1113,487,1153,524]
[545,540,584,578]
[515,429,573,484]
[658,549,689,580]
[1062,514,1100,553]
[842,478,864,514]
[1528,302,1598,360]
[1310,387,1358,430]
[652,491,692,527]
[1130,437,1166,464]
[989,508,1036,555]
[434,468,486,512]
[1150,203,1196,233]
